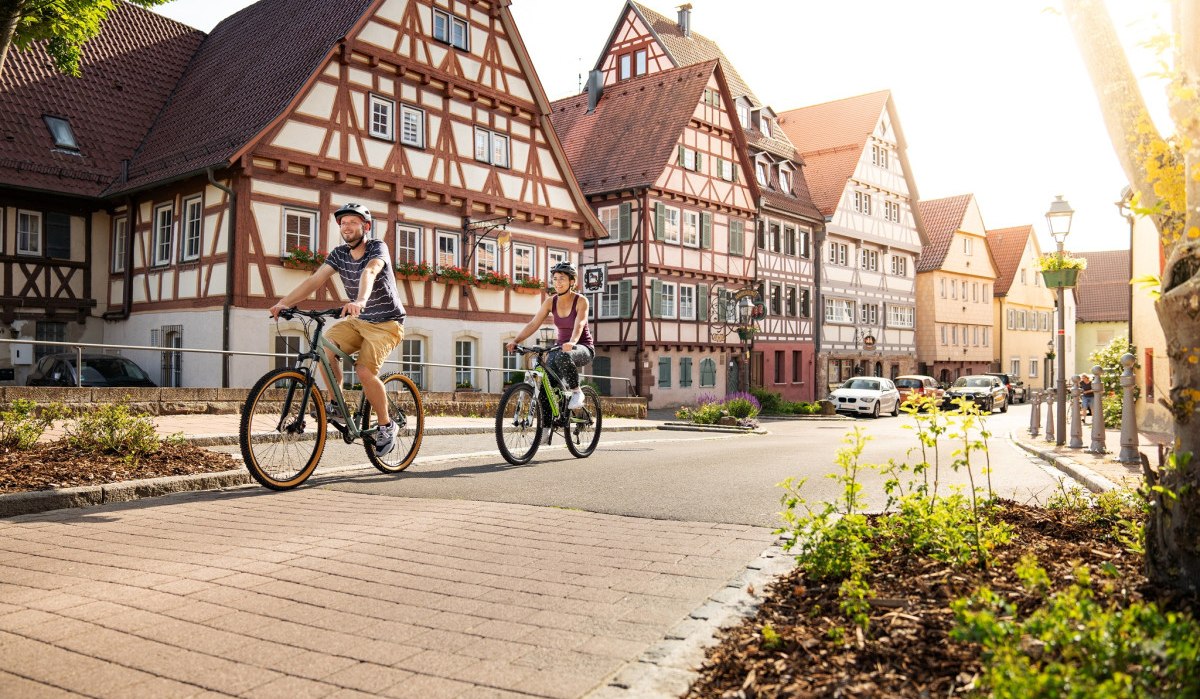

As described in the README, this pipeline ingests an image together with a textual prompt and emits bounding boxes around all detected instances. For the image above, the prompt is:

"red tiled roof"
[915,194,973,272]
[110,0,374,194]
[0,2,203,197]
[777,91,891,217]
[1075,249,1131,322]
[550,62,718,195]
[986,225,1034,296]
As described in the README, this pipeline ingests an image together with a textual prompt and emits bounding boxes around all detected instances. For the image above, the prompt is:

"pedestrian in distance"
[268,203,406,455]
[1080,373,1094,422]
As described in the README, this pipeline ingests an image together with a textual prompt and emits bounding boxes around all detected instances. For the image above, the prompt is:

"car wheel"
[1000,396,1008,413]
[871,402,880,419]
[890,397,899,417]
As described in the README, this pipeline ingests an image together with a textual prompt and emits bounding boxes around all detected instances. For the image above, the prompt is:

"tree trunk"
[0,0,26,78]
[1065,0,1200,592]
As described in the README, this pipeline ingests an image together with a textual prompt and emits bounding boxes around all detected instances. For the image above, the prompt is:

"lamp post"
[1045,195,1074,447]
[737,296,754,392]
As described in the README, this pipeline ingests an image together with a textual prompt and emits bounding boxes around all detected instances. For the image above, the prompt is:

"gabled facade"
[914,195,999,383]
[986,225,1056,391]
[582,1,825,400]
[1,0,602,390]
[1073,249,1131,374]
[551,61,759,406]
[778,91,927,395]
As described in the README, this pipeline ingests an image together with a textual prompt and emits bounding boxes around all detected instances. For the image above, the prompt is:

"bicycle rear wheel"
[240,368,326,490]
[362,372,424,473]
[495,383,541,465]
[564,386,602,458]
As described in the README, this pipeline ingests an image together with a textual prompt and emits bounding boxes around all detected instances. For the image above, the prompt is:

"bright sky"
[154,0,1172,254]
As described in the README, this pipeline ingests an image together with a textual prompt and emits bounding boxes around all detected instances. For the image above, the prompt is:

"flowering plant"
[476,270,512,287]
[517,276,544,289]
[436,265,473,282]
[395,260,433,277]
[1038,252,1087,272]
[283,246,325,266]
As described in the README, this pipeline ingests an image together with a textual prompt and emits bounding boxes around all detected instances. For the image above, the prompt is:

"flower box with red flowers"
[282,246,325,271]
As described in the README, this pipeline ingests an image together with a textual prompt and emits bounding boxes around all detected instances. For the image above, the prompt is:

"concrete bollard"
[1044,389,1055,443]
[1088,364,1107,454]
[1069,375,1084,448]
[1029,388,1041,437]
[1118,353,1140,463]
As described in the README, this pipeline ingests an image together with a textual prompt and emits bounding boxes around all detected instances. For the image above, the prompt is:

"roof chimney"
[677,3,692,37]
[586,69,604,113]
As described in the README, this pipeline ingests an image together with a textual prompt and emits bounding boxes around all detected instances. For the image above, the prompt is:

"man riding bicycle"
[269,203,405,456]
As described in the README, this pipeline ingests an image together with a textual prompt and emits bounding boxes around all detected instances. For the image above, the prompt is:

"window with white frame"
[770,283,782,315]
[475,239,498,276]
[181,196,202,261]
[799,228,811,258]
[951,279,958,299]
[679,285,695,320]
[153,203,173,266]
[682,147,696,171]
[1020,269,1026,284]
[432,8,468,50]
[1007,309,1015,329]
[828,241,848,266]
[1029,359,1038,377]
[512,243,535,282]
[718,157,736,181]
[454,339,475,387]
[635,49,646,76]
[681,210,699,247]
[436,230,459,268]
[1018,311,1027,330]
[599,206,619,239]
[400,338,425,389]
[860,248,879,271]
[940,278,946,297]
[952,325,958,345]
[283,208,317,256]
[859,303,878,325]
[600,282,620,318]
[1042,312,1050,331]
[661,205,679,244]
[619,53,631,80]
[112,216,127,273]
[824,298,854,323]
[17,210,41,255]
[474,127,509,167]
[547,248,568,274]
[1011,358,1021,376]
[890,254,907,276]
[871,144,889,168]
[982,327,990,346]
[761,117,771,138]
[396,224,421,265]
[972,326,979,346]
[780,170,791,193]
[884,200,901,222]
[737,103,750,128]
[800,288,811,317]
[785,286,797,316]
[368,94,394,140]
[964,237,974,255]
[659,282,677,319]
[854,190,872,215]
[756,162,767,186]
[400,104,425,147]
[940,325,947,344]
[888,305,914,327]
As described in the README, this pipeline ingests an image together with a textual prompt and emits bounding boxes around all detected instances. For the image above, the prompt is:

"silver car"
[829,377,902,418]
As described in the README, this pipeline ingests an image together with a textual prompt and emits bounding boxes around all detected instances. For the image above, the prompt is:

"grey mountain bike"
[239,307,423,490]
[495,344,602,464]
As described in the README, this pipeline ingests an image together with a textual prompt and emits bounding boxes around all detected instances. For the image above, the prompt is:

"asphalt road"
[272,403,1066,528]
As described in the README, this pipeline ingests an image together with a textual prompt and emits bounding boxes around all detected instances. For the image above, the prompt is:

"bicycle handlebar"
[276,307,343,321]
[511,343,562,355]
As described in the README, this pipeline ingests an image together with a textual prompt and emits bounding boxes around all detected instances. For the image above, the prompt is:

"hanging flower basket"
[1041,268,1080,288]
[736,326,756,342]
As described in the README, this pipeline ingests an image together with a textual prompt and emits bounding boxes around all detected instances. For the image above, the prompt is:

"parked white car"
[829,377,902,418]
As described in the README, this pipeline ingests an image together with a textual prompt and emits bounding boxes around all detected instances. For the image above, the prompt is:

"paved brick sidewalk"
[0,489,782,698]
[1010,423,1156,492]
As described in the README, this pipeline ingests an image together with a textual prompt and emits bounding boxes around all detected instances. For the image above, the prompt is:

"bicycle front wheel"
[240,368,326,490]
[495,383,541,465]
[362,372,424,473]
[565,386,602,458]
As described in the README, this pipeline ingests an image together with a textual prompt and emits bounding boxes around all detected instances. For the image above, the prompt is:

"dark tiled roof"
[110,0,374,194]
[915,194,973,272]
[1075,249,1131,322]
[550,62,717,195]
[777,91,891,217]
[985,225,1033,296]
[0,2,203,197]
[761,170,823,222]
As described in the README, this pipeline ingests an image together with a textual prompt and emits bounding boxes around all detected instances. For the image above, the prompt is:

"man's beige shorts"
[324,317,404,375]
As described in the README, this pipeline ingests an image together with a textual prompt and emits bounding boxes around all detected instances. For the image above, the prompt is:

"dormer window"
[756,162,768,186]
[43,116,78,152]
[737,102,750,128]
[761,117,770,138]
[780,170,791,193]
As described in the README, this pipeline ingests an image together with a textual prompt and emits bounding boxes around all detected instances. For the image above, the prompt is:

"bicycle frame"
[524,364,563,422]
[290,315,372,442]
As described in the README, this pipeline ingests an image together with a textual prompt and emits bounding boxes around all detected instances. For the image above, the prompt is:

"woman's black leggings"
[548,345,594,390]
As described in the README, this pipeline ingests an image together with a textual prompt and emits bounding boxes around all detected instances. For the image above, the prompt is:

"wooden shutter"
[695,153,702,171]
[729,220,742,256]
[654,202,665,241]
[700,212,712,249]
[650,279,662,318]
[697,283,709,321]
[677,145,685,166]
[618,202,632,241]
[45,213,71,259]
[717,288,729,322]
[619,279,632,318]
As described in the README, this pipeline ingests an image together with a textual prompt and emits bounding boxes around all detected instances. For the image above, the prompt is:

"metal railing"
[0,338,636,396]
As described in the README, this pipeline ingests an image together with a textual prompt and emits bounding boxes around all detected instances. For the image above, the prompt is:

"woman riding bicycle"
[507,261,593,411]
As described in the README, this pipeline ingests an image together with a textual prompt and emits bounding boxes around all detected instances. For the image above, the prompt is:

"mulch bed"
[0,442,239,493]
[686,501,1193,698]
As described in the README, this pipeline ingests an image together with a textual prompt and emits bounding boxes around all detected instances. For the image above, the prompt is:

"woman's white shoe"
[568,390,584,410]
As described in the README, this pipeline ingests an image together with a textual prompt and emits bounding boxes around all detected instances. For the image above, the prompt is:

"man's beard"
[342,231,365,249]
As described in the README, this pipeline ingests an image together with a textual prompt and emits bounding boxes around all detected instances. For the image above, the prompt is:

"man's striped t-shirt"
[323,239,406,324]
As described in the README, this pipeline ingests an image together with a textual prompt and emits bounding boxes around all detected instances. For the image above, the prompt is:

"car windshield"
[953,377,993,388]
[842,379,880,391]
[894,378,921,389]
[84,357,150,381]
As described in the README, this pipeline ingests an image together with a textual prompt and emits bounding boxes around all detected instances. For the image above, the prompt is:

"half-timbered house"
[1,0,602,390]
[550,60,759,406]
[566,0,825,401]
[778,91,928,396]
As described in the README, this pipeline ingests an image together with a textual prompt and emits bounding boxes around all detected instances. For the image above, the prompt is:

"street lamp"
[1045,195,1074,446]
[736,295,755,391]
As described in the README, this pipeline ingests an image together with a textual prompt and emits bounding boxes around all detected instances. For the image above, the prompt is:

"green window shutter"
[677,145,685,166]
[732,163,738,183]
[619,279,633,319]
[718,288,729,322]
[654,202,665,241]
[619,202,632,242]
[700,212,712,249]
[695,153,703,171]
[697,283,709,321]
[650,279,662,318]
[680,357,693,387]
[658,357,672,388]
[728,220,740,256]
[716,156,723,178]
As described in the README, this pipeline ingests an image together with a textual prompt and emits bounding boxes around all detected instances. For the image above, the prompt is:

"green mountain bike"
[239,307,423,490]
[495,344,602,465]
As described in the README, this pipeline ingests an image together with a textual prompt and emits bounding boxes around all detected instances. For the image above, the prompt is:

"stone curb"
[757,414,853,422]
[657,422,768,435]
[1009,431,1120,493]
[586,541,793,698]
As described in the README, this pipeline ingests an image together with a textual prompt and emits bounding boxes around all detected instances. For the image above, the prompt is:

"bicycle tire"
[362,372,424,473]
[240,368,326,490]
[495,382,542,465]
[564,386,602,458]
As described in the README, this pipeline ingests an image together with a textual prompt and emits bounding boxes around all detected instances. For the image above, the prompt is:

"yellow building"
[1129,215,1172,434]
[1074,250,1130,375]
[986,225,1056,391]
[915,195,998,384]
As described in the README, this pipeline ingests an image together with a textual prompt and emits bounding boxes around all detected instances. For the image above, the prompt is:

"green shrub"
[64,401,162,464]
[724,397,759,419]
[0,399,69,450]
[751,387,783,414]
[1102,391,1122,428]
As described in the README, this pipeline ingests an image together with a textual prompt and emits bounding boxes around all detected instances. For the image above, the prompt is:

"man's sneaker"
[567,389,585,410]
[375,421,396,456]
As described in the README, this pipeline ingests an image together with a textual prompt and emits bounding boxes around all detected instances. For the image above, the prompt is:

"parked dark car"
[942,375,1008,413]
[983,372,1027,403]
[26,353,156,387]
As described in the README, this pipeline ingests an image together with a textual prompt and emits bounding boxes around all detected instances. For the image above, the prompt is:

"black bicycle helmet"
[334,202,372,226]
[550,261,576,278]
